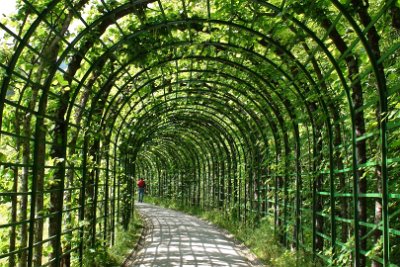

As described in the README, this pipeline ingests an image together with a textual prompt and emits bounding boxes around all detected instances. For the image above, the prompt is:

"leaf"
[0,152,7,162]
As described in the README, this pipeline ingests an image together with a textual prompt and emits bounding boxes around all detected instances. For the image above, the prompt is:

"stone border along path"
[123,202,264,267]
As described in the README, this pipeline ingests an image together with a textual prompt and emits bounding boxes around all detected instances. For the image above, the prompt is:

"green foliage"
[0,0,399,266]
[391,236,400,265]
[82,210,144,266]
[82,243,119,267]
[0,166,14,203]
[108,215,144,264]
[329,237,354,266]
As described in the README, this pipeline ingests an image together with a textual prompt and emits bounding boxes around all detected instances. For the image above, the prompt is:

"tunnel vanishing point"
[0,0,400,266]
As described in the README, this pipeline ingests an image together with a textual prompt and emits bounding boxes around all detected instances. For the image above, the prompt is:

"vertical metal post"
[294,125,301,250]
[352,119,360,267]
[379,63,389,267]
[116,156,121,229]
[92,151,100,247]
[312,174,316,256]
[29,87,50,267]
[27,148,38,267]
[79,137,89,266]
[104,149,110,243]
[328,122,336,263]
[52,119,68,266]
[274,170,278,236]
[112,144,117,246]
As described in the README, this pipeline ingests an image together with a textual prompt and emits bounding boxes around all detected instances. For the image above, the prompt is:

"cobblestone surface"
[124,203,262,267]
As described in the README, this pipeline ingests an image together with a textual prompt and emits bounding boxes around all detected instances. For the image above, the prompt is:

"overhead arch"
[0,1,399,266]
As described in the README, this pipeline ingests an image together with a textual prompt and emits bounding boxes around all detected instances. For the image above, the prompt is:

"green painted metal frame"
[0,0,399,266]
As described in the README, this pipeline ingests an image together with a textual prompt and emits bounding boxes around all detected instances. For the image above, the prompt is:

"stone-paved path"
[124,202,262,267]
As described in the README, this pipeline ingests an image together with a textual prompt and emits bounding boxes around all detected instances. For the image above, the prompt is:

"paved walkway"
[124,203,262,267]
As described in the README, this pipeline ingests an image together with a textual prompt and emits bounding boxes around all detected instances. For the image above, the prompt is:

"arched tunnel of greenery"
[0,0,400,266]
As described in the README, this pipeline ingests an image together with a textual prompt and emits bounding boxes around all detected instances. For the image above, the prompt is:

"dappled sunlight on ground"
[124,203,258,266]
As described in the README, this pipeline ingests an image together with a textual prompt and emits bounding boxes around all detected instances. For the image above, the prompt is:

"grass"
[109,212,144,264]
[146,197,315,267]
[82,210,144,267]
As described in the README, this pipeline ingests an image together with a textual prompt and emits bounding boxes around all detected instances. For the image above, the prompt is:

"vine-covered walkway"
[0,0,400,266]
[124,203,261,267]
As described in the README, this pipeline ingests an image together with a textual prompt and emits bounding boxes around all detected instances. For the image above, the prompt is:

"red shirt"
[137,180,145,188]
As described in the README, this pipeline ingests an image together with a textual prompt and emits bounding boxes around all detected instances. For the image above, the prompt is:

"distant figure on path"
[137,178,146,202]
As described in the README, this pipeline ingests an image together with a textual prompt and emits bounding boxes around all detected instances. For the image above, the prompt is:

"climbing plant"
[0,0,399,266]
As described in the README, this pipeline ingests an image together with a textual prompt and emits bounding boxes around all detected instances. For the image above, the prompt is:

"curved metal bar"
[126,103,255,217]
[133,114,241,208]
[0,1,396,266]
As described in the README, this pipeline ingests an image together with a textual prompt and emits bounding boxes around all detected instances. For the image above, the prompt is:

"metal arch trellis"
[126,99,271,219]
[140,141,189,199]
[106,66,284,183]
[126,100,255,174]
[154,134,212,204]
[0,0,399,267]
[109,88,252,209]
[125,100,255,203]
[99,64,278,150]
[138,115,243,209]
[144,126,229,207]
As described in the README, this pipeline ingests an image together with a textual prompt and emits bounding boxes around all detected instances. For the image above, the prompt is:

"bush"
[82,211,144,266]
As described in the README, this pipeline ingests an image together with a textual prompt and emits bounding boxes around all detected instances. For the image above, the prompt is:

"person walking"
[137,178,146,203]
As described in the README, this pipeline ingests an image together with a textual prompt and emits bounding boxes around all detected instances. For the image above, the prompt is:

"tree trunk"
[10,166,18,267]
[28,70,44,267]
[16,72,32,267]
[332,110,348,243]
[390,2,400,30]
[62,72,93,267]
[43,5,91,264]
[19,117,30,267]
[19,67,38,267]
[314,134,324,251]
[350,2,387,266]
[350,42,368,267]
[302,40,349,246]
[33,30,66,267]
[33,134,45,267]
[49,96,68,267]
[8,13,31,267]
[373,166,383,267]
[319,14,367,266]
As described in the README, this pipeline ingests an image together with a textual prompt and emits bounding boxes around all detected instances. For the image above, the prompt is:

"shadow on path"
[124,203,262,267]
